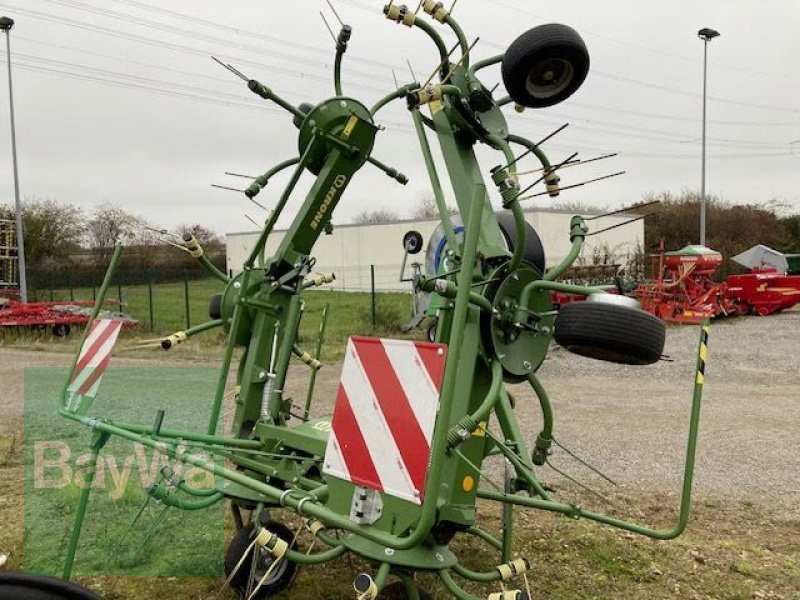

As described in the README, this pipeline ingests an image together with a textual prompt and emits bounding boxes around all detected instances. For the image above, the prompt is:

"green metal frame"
[57,5,710,598]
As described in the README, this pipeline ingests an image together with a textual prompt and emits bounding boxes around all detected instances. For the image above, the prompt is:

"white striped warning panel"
[65,319,123,413]
[323,337,447,505]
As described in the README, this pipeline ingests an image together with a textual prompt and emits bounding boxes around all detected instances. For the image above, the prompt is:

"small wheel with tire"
[209,294,223,320]
[554,297,665,365]
[426,319,438,343]
[0,573,103,600]
[502,23,590,108]
[224,521,298,599]
[52,324,71,337]
[379,581,434,599]
[402,230,424,255]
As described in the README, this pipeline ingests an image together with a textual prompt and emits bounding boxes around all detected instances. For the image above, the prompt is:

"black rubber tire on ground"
[554,301,665,365]
[0,573,103,600]
[501,24,590,108]
[209,294,223,320]
[52,324,71,337]
[224,521,298,599]
[495,210,546,274]
[379,581,434,599]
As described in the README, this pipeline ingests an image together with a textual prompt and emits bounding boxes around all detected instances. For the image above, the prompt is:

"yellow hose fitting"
[305,518,326,536]
[418,84,443,106]
[544,168,561,197]
[310,272,336,287]
[183,234,205,258]
[299,351,322,371]
[488,591,525,600]
[161,331,188,350]
[353,573,379,600]
[422,0,448,21]
[497,557,530,581]
[386,3,416,26]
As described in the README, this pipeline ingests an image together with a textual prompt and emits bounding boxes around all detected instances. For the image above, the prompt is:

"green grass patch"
[23,367,225,577]
[24,281,416,361]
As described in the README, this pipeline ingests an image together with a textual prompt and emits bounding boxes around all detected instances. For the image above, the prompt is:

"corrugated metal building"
[226,208,642,292]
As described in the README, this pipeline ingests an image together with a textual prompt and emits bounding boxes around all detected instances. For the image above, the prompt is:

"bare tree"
[411,192,459,220]
[353,208,400,225]
[86,203,143,264]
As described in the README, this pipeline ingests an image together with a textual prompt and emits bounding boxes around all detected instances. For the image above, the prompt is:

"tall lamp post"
[1,16,26,303]
[698,27,720,248]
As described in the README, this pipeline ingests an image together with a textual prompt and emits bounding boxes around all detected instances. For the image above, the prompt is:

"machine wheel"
[52,324,71,337]
[224,521,298,599]
[209,293,223,320]
[293,102,314,129]
[379,581,434,599]
[501,24,590,108]
[402,230,424,255]
[554,299,665,365]
[495,210,546,274]
[426,319,438,343]
[0,573,103,600]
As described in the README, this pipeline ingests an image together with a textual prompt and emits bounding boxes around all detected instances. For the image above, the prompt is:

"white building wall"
[226,209,643,292]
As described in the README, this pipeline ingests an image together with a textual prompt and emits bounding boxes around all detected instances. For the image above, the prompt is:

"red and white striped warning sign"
[323,337,447,505]
[65,319,123,413]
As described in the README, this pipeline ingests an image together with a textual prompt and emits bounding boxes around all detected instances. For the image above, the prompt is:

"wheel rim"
[252,549,288,587]
[526,58,574,99]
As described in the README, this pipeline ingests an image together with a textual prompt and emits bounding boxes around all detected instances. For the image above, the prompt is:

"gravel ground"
[2,309,798,517]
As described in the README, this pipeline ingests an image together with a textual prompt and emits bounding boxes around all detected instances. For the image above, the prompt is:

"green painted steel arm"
[479,323,711,540]
[411,109,460,255]
[147,484,223,511]
[529,373,554,465]
[443,15,469,68]
[370,82,419,116]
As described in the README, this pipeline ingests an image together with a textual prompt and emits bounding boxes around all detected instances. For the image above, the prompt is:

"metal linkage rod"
[518,171,626,202]
[502,123,569,171]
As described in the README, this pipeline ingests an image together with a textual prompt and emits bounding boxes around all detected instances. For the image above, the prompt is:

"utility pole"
[1,16,26,302]
[698,27,720,248]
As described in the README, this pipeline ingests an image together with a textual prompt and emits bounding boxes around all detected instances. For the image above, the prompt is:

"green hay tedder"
[46,3,711,599]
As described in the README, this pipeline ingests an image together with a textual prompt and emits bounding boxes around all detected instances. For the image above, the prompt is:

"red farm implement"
[0,294,138,337]
[633,243,735,324]
[725,245,800,316]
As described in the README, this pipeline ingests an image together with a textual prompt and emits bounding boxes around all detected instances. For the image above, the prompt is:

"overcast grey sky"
[0,0,798,236]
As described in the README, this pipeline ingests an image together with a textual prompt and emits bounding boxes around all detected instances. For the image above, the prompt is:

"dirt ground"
[0,309,798,598]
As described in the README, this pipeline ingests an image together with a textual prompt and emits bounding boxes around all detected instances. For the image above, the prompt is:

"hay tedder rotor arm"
[55,4,711,599]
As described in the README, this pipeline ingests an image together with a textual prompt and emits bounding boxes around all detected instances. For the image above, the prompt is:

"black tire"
[0,573,103,600]
[380,581,434,599]
[52,324,71,337]
[554,301,665,365]
[426,319,437,343]
[402,230,424,255]
[502,24,590,108]
[495,210,546,274]
[224,521,298,599]
[209,294,223,320]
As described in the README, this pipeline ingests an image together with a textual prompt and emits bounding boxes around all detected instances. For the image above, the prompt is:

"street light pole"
[698,27,720,248]
[1,16,27,303]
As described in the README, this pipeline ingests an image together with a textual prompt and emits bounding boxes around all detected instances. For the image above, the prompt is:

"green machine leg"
[62,430,110,579]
